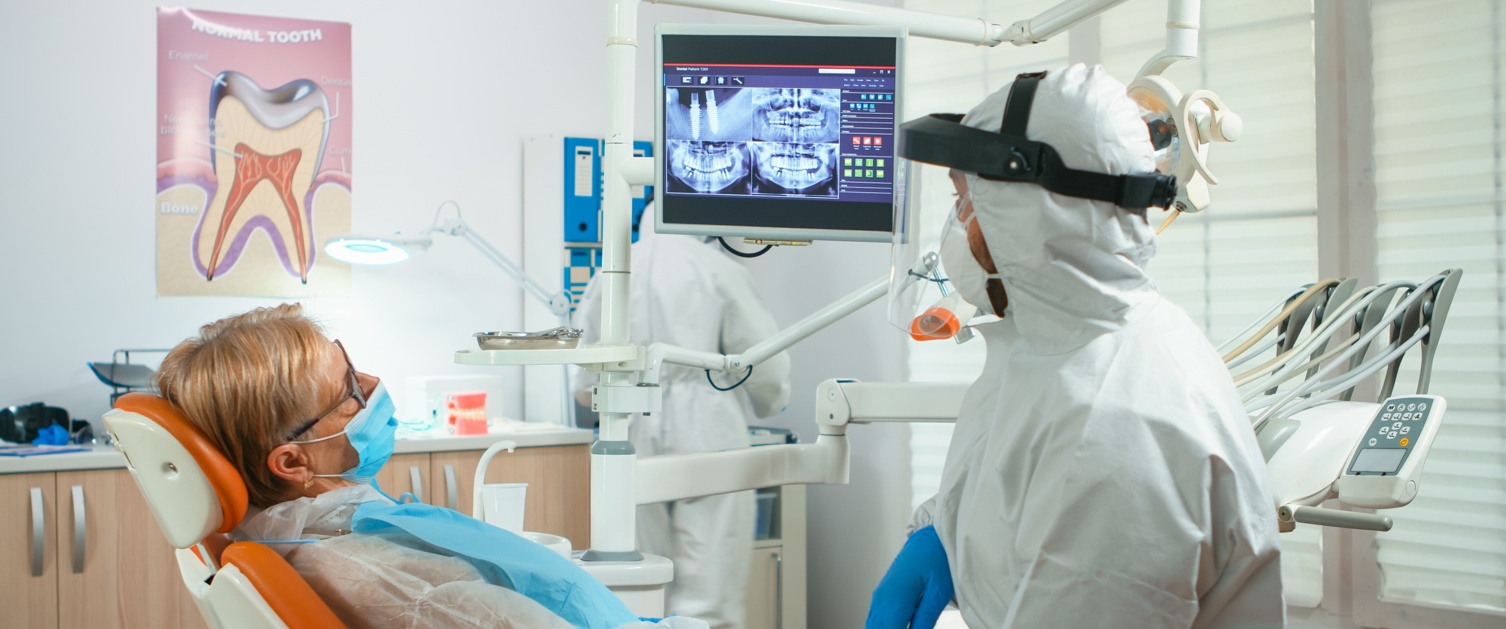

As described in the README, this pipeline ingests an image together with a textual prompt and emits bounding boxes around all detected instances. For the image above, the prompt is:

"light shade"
[324,233,432,265]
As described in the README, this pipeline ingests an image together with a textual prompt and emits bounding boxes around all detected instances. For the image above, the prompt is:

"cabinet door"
[375,453,431,504]
[0,472,58,628]
[56,469,203,629]
[746,545,783,629]
[430,445,591,548]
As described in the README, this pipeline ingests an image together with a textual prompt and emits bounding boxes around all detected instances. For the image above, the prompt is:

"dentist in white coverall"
[867,64,1284,628]
[574,203,792,629]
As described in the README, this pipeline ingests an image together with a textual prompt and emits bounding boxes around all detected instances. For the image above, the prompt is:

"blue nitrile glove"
[866,525,954,629]
[32,424,69,446]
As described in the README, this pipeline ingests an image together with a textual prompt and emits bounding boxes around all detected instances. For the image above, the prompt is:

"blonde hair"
[155,304,330,508]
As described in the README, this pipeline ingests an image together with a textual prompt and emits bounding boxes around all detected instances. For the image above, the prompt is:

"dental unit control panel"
[1338,394,1445,509]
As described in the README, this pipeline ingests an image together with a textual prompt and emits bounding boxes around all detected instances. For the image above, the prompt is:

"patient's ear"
[267,444,313,487]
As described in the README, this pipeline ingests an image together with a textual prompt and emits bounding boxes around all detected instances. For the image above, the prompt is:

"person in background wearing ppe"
[574,201,792,629]
[154,304,705,629]
[867,64,1283,628]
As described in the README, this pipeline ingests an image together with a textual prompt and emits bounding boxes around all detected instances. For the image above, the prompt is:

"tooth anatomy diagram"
[157,8,351,297]
[209,144,306,280]
[200,71,330,284]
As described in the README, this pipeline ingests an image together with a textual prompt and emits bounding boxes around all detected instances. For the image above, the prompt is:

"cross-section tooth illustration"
[197,71,329,283]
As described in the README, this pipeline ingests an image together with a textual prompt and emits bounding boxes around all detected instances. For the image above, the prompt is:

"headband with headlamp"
[897,71,1177,213]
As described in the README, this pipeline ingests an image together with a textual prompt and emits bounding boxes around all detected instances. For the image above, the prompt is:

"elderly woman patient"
[156,304,699,629]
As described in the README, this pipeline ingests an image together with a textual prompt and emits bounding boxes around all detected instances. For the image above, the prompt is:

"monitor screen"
[1350,448,1407,475]
[656,26,903,243]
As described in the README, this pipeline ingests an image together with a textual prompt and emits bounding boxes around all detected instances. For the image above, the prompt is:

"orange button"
[1400,437,1409,447]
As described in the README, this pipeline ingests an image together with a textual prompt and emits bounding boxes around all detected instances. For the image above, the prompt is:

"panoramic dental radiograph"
[749,88,840,195]
[663,87,842,196]
[666,87,755,194]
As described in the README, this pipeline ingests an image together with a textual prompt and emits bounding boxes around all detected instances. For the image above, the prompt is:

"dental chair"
[102,393,346,629]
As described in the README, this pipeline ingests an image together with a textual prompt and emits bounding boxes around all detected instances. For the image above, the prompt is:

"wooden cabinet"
[1,442,587,627]
[55,469,203,629]
[429,445,591,548]
[745,485,807,629]
[373,447,592,549]
[374,452,432,504]
[1,472,59,628]
[747,545,784,629]
[0,470,203,629]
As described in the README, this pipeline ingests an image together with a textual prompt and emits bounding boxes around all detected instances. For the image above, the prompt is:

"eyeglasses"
[287,340,367,441]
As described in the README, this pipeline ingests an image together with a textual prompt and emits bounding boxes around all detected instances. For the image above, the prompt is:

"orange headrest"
[107,393,250,543]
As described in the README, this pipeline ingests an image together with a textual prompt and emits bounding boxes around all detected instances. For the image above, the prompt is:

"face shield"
[888,71,1179,341]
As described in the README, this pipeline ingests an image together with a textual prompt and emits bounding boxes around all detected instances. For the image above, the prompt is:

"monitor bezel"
[653,23,906,244]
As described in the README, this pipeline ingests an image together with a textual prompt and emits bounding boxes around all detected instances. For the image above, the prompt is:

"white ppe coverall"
[913,64,1284,628]
[231,485,707,629]
[574,208,792,629]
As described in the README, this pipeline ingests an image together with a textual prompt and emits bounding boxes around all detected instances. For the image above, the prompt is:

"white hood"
[961,63,1160,355]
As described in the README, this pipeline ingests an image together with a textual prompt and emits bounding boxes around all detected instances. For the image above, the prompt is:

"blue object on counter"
[32,424,69,446]
[0,445,89,457]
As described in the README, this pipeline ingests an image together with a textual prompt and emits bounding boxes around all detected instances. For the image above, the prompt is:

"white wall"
[0,1,910,626]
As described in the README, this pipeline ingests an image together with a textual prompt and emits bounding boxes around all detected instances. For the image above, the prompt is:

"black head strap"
[897,71,1177,213]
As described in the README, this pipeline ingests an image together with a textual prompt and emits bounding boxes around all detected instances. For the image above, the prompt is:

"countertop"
[0,424,595,475]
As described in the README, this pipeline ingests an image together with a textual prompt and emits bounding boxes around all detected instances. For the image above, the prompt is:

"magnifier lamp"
[324,201,573,322]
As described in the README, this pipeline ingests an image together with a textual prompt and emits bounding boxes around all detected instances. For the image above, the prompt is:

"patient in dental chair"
[156,304,702,629]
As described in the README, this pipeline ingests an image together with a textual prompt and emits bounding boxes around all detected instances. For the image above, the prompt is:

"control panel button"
[1369,438,1378,446]
[1379,426,1389,435]
[1389,431,1399,439]
[1386,404,1396,411]
[1401,426,1411,434]
[1392,422,1403,429]
[1400,437,1409,447]
[1419,402,1428,411]
[1407,403,1417,411]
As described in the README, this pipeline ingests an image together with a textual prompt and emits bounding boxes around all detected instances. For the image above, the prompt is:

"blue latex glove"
[32,424,69,446]
[866,525,954,629]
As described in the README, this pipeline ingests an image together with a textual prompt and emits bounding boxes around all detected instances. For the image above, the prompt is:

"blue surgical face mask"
[295,381,398,485]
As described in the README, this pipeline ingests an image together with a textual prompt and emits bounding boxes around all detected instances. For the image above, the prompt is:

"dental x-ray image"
[667,141,751,194]
[666,88,756,194]
[749,141,838,196]
[664,87,841,197]
[751,88,840,143]
[666,87,754,143]
[745,88,840,196]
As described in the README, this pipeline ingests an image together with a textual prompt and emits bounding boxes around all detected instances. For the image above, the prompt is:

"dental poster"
[156,7,352,297]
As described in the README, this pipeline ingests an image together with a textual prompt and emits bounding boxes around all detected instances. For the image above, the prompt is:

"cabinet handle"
[71,485,86,574]
[409,466,426,504]
[444,464,458,511]
[772,551,784,629]
[29,487,44,577]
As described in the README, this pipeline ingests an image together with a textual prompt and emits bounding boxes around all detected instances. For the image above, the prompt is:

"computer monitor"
[654,24,905,243]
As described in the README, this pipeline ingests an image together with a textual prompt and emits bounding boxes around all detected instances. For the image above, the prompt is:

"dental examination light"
[325,201,574,323]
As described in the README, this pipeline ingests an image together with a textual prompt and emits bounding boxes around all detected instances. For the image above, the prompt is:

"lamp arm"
[435,217,571,321]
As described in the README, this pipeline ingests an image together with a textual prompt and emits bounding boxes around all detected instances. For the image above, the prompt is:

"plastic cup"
[479,482,527,532]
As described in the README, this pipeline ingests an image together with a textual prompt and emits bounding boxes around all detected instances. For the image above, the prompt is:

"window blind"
[1370,0,1506,612]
